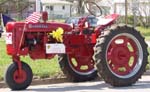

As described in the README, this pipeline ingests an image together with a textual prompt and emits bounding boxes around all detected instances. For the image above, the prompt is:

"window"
[62,5,65,10]
[29,4,34,11]
[50,6,53,11]
[46,6,49,9]
[30,5,33,8]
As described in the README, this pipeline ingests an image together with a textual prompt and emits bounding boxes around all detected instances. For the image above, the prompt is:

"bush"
[117,15,143,27]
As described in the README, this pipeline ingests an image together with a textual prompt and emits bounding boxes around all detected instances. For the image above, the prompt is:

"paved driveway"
[0,76,150,92]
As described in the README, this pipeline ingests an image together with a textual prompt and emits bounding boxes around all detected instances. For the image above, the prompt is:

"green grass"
[0,38,61,81]
[136,27,150,40]
[147,48,150,69]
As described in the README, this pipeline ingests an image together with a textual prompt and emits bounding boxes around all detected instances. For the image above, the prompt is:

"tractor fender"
[6,22,16,32]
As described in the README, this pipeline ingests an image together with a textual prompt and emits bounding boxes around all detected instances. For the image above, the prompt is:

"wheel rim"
[68,54,96,75]
[106,33,143,78]
[13,70,27,84]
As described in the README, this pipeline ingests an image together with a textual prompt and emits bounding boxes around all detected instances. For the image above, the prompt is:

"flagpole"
[17,0,42,55]
[125,0,128,24]
[0,14,4,31]
[17,12,41,55]
[36,0,41,12]
[17,23,27,55]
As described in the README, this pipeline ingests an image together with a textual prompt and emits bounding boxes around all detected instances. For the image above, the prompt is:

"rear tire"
[58,54,97,82]
[5,61,33,90]
[93,25,148,86]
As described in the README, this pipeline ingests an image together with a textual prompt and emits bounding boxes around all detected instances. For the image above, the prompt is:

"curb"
[0,71,150,88]
[144,70,150,75]
[0,77,70,88]
[0,77,101,88]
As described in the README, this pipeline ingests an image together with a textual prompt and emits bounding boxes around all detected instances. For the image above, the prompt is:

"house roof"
[41,0,72,5]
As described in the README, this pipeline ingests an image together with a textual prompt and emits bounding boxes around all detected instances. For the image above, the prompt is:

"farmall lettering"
[28,24,48,29]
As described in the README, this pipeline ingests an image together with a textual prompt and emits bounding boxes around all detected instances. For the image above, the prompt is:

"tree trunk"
[78,0,84,14]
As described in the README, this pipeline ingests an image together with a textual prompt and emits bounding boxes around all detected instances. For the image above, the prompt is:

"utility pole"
[17,0,19,20]
[125,0,128,24]
[36,0,41,12]
[132,0,139,27]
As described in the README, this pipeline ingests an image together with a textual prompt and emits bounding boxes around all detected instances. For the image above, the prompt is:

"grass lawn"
[0,26,150,81]
[0,38,61,81]
[136,27,150,40]
[147,48,150,69]
[137,27,150,69]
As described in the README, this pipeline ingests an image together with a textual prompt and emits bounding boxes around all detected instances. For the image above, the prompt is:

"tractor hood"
[6,21,73,33]
[26,22,73,32]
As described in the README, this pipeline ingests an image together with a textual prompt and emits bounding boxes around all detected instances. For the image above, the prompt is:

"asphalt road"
[0,75,150,92]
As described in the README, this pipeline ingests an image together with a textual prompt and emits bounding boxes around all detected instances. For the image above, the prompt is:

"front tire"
[5,61,33,90]
[93,25,148,86]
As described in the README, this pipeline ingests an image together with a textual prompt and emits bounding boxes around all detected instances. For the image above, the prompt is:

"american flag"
[18,12,41,54]
[25,12,41,23]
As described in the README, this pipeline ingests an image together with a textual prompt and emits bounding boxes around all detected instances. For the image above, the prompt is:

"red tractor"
[4,2,148,90]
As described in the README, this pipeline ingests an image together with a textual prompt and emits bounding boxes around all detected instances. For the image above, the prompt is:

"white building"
[41,0,72,19]
[97,0,150,16]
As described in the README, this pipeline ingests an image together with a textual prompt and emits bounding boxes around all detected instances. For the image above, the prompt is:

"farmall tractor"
[4,1,148,90]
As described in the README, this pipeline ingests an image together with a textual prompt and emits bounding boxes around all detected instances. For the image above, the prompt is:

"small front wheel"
[5,61,33,90]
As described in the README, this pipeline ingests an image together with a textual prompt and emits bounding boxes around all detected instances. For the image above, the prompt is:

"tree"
[131,0,150,27]
[137,1,150,27]
[0,0,29,14]
[66,0,96,15]
[0,0,29,19]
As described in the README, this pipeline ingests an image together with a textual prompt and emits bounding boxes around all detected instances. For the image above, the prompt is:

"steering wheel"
[85,1,103,17]
[76,1,103,34]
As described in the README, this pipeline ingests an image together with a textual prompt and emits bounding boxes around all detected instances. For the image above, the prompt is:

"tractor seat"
[97,18,113,26]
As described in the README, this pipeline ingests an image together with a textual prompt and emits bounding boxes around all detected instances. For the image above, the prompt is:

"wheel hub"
[112,46,130,66]
[106,34,143,77]
[13,70,27,84]
[68,54,95,75]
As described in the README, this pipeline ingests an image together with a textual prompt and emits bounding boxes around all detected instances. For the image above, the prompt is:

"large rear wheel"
[93,25,148,86]
[58,54,97,82]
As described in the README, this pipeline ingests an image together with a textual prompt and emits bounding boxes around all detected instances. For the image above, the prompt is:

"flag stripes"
[25,12,41,23]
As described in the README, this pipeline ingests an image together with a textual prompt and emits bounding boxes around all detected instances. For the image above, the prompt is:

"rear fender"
[97,14,119,26]
[94,14,120,35]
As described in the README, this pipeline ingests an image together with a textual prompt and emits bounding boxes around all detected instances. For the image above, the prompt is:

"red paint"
[107,36,137,75]
[105,14,119,19]
[91,33,96,43]
[13,69,27,84]
[42,11,48,22]
[5,12,119,77]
